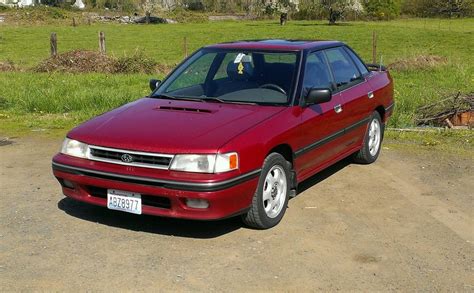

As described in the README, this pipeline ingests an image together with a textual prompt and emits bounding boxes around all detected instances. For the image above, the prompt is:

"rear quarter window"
[344,47,369,76]
[325,47,361,87]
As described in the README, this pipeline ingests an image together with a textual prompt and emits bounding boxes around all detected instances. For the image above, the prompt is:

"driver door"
[295,51,346,180]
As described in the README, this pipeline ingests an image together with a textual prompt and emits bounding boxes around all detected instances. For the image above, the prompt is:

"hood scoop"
[155,106,213,113]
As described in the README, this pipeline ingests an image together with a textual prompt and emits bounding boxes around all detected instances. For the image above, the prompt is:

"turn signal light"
[229,153,238,170]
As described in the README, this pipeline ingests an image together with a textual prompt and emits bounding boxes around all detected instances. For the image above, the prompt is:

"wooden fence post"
[50,33,57,57]
[72,17,76,27]
[183,36,188,58]
[99,31,106,54]
[372,31,377,64]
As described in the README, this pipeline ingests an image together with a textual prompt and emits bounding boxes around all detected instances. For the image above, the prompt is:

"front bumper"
[52,161,260,220]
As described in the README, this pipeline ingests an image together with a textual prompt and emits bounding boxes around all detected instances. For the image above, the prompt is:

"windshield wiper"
[225,100,258,105]
[154,94,257,105]
[152,94,202,102]
[199,95,257,105]
[151,93,179,100]
[200,96,225,103]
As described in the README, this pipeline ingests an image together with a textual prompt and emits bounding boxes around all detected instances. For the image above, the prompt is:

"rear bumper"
[52,161,260,220]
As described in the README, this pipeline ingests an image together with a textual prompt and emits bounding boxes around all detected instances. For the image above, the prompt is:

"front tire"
[353,111,384,164]
[242,153,291,229]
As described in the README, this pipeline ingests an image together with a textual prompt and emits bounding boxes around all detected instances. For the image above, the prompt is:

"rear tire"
[353,111,384,164]
[242,153,291,229]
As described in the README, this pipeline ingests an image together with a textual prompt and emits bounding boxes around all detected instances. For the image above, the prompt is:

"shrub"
[114,50,158,74]
[363,0,401,20]
[167,7,208,23]
[401,0,473,17]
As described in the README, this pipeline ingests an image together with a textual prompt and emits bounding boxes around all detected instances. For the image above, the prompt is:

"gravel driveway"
[1,137,472,291]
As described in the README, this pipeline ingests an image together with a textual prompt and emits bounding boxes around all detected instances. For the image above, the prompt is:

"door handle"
[334,104,343,114]
[368,91,374,99]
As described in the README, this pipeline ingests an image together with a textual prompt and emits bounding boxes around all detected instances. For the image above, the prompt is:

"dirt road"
[1,137,473,291]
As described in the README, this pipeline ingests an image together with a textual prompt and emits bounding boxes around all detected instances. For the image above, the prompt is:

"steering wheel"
[259,83,287,95]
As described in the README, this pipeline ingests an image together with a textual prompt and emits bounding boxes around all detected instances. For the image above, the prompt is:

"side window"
[302,51,333,96]
[325,47,361,88]
[167,53,216,92]
[344,47,369,76]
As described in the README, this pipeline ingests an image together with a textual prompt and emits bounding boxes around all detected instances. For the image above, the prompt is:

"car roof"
[206,39,344,51]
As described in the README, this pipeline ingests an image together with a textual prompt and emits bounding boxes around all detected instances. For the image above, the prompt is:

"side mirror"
[305,88,332,106]
[149,79,161,91]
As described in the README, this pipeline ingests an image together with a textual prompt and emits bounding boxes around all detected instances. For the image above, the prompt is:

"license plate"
[107,189,142,214]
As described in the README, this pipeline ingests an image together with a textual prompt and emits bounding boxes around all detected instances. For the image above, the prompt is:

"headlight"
[170,152,238,173]
[60,138,89,158]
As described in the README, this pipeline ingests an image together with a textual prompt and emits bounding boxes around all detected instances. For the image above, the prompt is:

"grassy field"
[0,18,473,136]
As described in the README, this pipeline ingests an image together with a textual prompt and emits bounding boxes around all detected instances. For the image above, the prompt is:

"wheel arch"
[267,143,297,190]
[268,144,294,165]
[375,105,386,123]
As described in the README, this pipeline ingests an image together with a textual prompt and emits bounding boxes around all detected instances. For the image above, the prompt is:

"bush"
[114,50,158,74]
[166,7,208,23]
[363,0,401,20]
[387,55,448,72]
[10,7,70,22]
[402,0,473,17]
[88,0,137,12]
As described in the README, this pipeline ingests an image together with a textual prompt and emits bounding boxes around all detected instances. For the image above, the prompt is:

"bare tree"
[318,0,358,24]
[140,0,158,23]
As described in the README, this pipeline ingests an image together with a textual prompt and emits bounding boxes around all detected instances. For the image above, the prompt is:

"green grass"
[384,129,474,155]
[0,72,152,135]
[1,19,473,66]
[0,18,473,137]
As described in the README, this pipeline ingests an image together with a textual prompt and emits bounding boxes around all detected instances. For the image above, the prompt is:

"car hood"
[69,97,285,154]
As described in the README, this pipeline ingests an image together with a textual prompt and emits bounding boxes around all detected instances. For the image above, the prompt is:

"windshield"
[153,49,300,105]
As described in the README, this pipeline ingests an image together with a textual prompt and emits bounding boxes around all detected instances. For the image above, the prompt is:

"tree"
[262,0,299,25]
[318,0,359,24]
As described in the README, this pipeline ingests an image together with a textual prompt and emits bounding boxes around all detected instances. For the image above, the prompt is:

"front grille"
[89,146,173,169]
[87,186,172,209]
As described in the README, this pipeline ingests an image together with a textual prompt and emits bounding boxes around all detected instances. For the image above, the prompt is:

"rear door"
[325,46,373,148]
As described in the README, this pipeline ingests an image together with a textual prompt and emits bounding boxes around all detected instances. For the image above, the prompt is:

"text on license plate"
[107,189,142,215]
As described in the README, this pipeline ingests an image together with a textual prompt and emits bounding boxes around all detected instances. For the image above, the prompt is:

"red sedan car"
[52,40,394,229]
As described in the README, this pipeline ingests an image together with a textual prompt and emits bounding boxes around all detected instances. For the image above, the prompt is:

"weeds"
[388,55,448,71]
[35,50,116,73]
[34,49,170,74]
[0,60,16,72]
[114,50,166,74]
